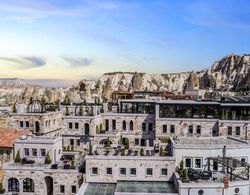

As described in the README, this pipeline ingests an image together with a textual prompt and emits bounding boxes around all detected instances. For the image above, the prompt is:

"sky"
[0,0,250,84]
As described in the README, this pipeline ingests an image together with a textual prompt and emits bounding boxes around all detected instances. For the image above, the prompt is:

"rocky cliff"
[0,54,249,105]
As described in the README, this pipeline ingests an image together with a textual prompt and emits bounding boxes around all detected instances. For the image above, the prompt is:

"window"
[130,121,134,131]
[112,120,116,130]
[146,168,153,176]
[106,167,112,175]
[141,139,146,146]
[20,121,24,128]
[188,125,193,134]
[195,158,202,168]
[40,149,46,157]
[135,138,139,145]
[196,125,201,134]
[149,139,154,147]
[236,126,241,136]
[70,139,74,146]
[25,121,30,128]
[170,125,175,134]
[23,178,34,192]
[213,161,218,171]
[92,167,98,175]
[122,120,126,131]
[8,178,19,192]
[105,119,109,131]
[32,149,37,157]
[75,123,79,129]
[71,185,76,194]
[162,125,167,133]
[185,158,192,168]
[60,185,65,193]
[77,139,80,146]
[120,168,126,175]
[142,123,146,131]
[161,168,168,176]
[130,168,136,176]
[24,148,29,156]
[227,126,232,136]
[148,123,153,131]
[69,122,73,129]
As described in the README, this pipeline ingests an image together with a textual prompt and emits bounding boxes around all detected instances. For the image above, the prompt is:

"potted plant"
[140,148,144,156]
[14,150,21,163]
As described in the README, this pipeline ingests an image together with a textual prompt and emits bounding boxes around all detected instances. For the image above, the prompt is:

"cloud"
[0,0,85,22]
[0,56,46,69]
[62,57,93,67]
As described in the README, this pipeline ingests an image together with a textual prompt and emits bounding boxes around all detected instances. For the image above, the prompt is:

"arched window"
[130,121,134,131]
[23,178,34,192]
[85,123,90,135]
[35,121,40,133]
[122,121,126,131]
[8,178,19,192]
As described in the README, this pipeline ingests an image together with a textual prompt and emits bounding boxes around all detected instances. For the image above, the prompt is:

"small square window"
[196,125,201,134]
[32,148,37,157]
[142,123,146,131]
[24,148,29,156]
[120,168,126,175]
[40,149,46,157]
[185,158,192,168]
[71,185,76,194]
[148,123,153,131]
[69,122,73,129]
[77,139,80,146]
[195,158,202,168]
[130,168,136,176]
[25,121,30,128]
[60,185,65,193]
[20,121,24,128]
[170,125,175,134]
[70,139,74,146]
[135,138,139,145]
[227,126,232,136]
[146,168,153,176]
[106,167,112,175]
[162,125,167,134]
[188,125,193,134]
[236,126,241,136]
[92,167,98,175]
[161,168,168,176]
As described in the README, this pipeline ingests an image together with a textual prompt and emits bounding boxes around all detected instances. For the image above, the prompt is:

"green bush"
[140,148,144,156]
[180,160,184,172]
[70,145,74,151]
[14,150,21,163]
[45,153,52,164]
[120,148,125,156]
[67,145,70,151]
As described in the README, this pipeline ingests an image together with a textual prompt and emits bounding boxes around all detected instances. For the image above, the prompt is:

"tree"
[140,148,144,156]
[14,150,21,163]
[67,145,71,151]
[41,96,46,113]
[12,102,17,113]
[65,105,70,116]
[180,160,184,172]
[45,152,52,164]
[159,146,165,156]
[88,143,93,155]
[183,169,188,180]
[96,125,100,134]
[70,145,74,151]
[120,148,125,156]
[79,104,83,116]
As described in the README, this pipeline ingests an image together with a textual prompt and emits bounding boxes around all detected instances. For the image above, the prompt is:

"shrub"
[14,150,21,163]
[63,146,66,151]
[70,145,74,151]
[180,160,184,172]
[67,145,70,151]
[159,146,165,156]
[88,143,93,155]
[140,148,144,156]
[45,153,52,164]
[120,148,125,156]
[183,169,188,179]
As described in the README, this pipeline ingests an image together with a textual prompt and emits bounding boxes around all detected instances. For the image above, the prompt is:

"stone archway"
[45,176,53,195]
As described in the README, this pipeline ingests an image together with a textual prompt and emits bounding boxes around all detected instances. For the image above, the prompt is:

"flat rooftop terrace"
[82,181,177,195]
[172,137,249,147]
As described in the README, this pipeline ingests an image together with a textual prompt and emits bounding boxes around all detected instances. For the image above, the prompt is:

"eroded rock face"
[0,54,249,105]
